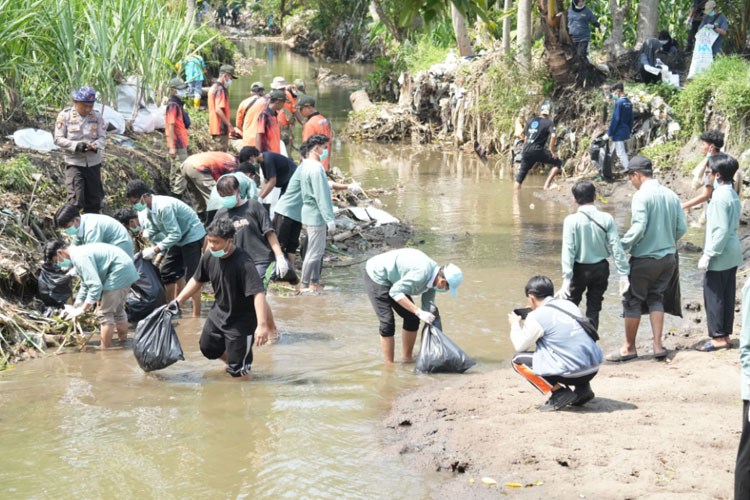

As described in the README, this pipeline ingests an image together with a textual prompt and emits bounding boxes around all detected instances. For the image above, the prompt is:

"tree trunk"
[636,0,658,45]
[372,0,404,43]
[517,0,532,68]
[186,0,196,26]
[451,4,473,57]
[605,0,630,59]
[502,0,512,54]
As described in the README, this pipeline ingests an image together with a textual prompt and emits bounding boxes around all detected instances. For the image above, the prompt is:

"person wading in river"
[365,248,462,363]
[606,156,687,362]
[54,86,107,214]
[174,217,275,380]
[557,181,629,330]
[208,65,241,152]
[246,146,298,211]
[46,240,139,348]
[205,150,260,225]
[178,151,238,219]
[55,203,134,258]
[515,102,563,191]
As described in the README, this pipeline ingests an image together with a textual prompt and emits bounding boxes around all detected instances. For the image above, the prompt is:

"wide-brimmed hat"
[271,76,287,89]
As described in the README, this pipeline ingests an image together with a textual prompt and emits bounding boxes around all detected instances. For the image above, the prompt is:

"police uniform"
[54,107,107,213]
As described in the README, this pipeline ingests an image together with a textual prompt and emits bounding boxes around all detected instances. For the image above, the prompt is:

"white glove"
[698,254,711,272]
[555,279,571,299]
[66,267,78,278]
[275,257,289,277]
[62,304,84,320]
[142,247,157,260]
[603,133,609,141]
[416,309,436,325]
[326,221,336,233]
[348,182,364,195]
[619,276,630,296]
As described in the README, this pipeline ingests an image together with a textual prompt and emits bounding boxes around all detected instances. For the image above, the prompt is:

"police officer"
[54,86,107,213]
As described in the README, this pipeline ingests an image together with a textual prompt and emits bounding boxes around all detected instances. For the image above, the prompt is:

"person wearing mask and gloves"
[45,240,138,348]
[208,65,241,152]
[165,78,191,197]
[605,82,633,171]
[54,202,134,258]
[365,248,462,363]
[567,0,602,57]
[699,0,729,56]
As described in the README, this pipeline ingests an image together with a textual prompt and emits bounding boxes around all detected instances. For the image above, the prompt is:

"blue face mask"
[64,223,78,235]
[130,225,141,233]
[436,287,448,294]
[210,241,230,258]
[220,195,238,208]
[706,151,712,159]
[320,149,329,161]
[58,258,72,270]
[134,195,147,212]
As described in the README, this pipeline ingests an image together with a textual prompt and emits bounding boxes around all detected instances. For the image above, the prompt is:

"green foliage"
[402,38,452,73]
[0,156,37,191]
[640,140,682,171]
[675,56,750,135]
[366,56,407,102]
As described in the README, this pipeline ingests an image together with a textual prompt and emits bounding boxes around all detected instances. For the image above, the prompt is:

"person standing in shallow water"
[364,248,462,363]
[53,86,107,214]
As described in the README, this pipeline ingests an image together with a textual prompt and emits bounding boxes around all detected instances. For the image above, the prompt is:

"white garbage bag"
[10,128,57,151]
[688,28,719,79]
[148,104,166,130]
[93,103,126,134]
[116,76,139,121]
[132,107,156,134]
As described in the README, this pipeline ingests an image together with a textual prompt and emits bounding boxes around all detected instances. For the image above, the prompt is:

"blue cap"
[72,86,96,103]
[443,263,463,298]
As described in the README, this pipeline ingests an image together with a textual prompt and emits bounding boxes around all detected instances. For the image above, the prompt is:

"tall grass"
[0,0,217,119]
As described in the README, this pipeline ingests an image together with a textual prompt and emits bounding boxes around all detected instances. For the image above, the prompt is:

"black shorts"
[364,272,420,337]
[161,237,204,284]
[516,149,563,184]
[273,213,302,255]
[199,317,254,377]
[65,164,104,213]
[622,254,676,318]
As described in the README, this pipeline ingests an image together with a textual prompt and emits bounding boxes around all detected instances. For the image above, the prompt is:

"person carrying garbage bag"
[174,218,275,380]
[364,248,462,364]
[54,203,134,258]
[45,240,139,348]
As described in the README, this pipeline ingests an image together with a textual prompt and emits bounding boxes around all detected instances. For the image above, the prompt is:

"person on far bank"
[567,0,602,58]
[515,102,562,191]
[509,275,603,411]
[558,181,630,330]
[696,154,742,351]
[635,34,669,84]
[208,65,241,152]
[686,0,708,52]
[255,89,288,155]
[46,240,139,348]
[699,0,729,56]
[735,278,750,498]
[174,218,275,380]
[365,248,462,363]
[682,130,724,223]
[606,82,632,171]
[606,156,687,362]
[53,86,107,214]
[126,180,206,316]
[235,81,265,134]
[298,96,333,171]
[216,3,228,26]
[166,78,191,196]
[297,134,336,291]
[54,203,134,258]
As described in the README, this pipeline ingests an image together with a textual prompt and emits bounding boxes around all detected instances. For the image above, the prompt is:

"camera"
[513,307,531,320]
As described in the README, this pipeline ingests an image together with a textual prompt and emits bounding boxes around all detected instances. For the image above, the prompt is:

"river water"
[0,40,705,499]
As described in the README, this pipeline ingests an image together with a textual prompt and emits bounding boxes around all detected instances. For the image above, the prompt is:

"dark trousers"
[703,266,737,338]
[516,149,563,184]
[686,19,702,51]
[736,400,750,498]
[511,352,598,395]
[573,41,589,57]
[568,260,609,330]
[65,164,104,213]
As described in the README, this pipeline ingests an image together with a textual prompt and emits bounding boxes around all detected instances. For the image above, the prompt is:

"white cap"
[271,76,287,90]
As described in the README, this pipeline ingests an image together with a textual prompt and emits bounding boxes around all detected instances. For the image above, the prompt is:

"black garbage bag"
[37,263,73,307]
[126,256,166,323]
[415,307,475,374]
[133,302,184,372]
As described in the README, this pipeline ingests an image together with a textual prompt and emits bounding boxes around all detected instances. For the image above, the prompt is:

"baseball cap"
[168,77,187,90]
[219,64,237,78]
[250,81,264,92]
[623,155,653,174]
[704,1,716,13]
[269,89,290,103]
[271,76,287,89]
[443,264,463,298]
[540,103,551,115]
[295,96,316,109]
[293,78,306,89]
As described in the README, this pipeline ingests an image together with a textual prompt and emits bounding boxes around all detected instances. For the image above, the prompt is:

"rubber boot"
[193,98,201,110]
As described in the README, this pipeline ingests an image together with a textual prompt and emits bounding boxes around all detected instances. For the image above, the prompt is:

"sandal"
[695,341,732,352]
[605,350,638,362]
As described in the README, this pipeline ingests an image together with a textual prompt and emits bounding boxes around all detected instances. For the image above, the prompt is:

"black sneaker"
[572,383,595,407]
[538,387,577,412]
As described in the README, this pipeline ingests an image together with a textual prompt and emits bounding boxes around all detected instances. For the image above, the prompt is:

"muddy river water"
[0,41,705,499]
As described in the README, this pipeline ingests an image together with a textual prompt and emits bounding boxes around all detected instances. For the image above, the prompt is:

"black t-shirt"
[261,152,297,191]
[194,247,265,336]
[522,116,556,153]
[215,200,274,266]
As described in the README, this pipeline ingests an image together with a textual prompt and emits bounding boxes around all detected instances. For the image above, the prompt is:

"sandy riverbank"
[383,327,740,499]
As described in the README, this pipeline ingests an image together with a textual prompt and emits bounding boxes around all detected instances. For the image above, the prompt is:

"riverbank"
[384,327,739,499]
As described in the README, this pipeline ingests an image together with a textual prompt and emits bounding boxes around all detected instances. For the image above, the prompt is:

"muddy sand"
[383,328,740,499]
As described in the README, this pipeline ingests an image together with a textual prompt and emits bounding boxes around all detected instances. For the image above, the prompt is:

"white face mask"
[224,78,233,88]
[176,89,187,99]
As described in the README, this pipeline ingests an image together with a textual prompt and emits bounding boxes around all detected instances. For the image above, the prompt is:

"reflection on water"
[0,41,705,499]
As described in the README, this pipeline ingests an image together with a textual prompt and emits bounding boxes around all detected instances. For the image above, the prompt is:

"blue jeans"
[187,80,203,99]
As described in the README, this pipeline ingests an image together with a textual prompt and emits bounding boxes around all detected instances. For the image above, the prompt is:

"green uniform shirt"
[621,179,687,258]
[71,213,134,258]
[561,205,630,279]
[704,184,743,271]
[70,243,139,305]
[206,172,259,212]
[741,279,750,400]
[299,159,335,227]
[139,195,206,250]
[274,166,303,223]
[366,248,439,312]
